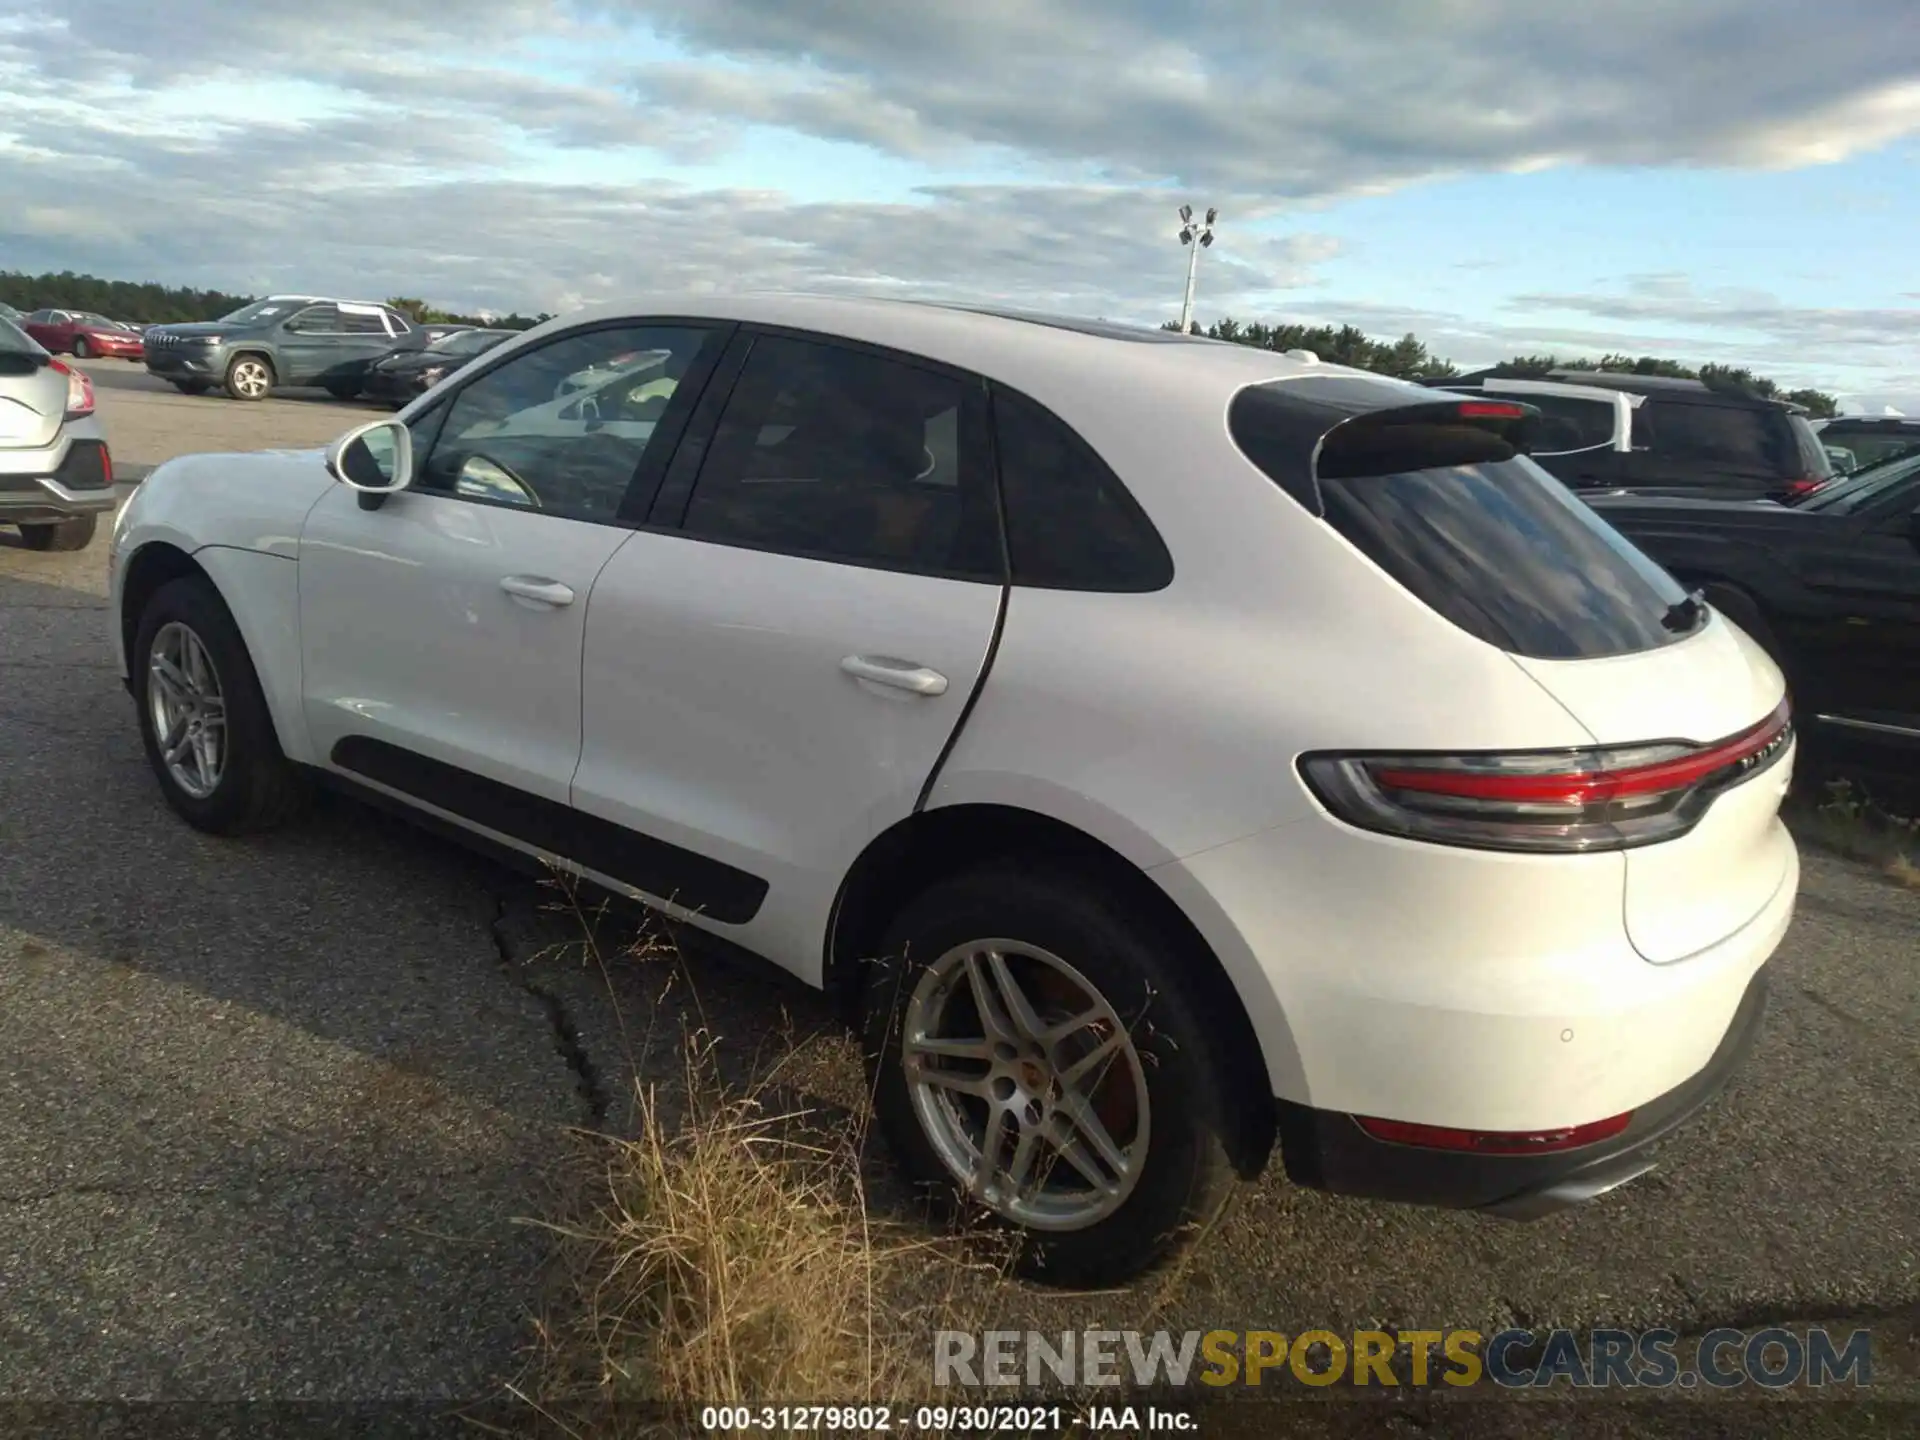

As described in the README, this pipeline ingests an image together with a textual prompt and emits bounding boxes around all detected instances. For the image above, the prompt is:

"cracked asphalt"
[1,365,1914,1422]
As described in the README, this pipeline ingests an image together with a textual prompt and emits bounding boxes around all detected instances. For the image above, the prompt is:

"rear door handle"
[499,575,576,608]
[840,654,949,696]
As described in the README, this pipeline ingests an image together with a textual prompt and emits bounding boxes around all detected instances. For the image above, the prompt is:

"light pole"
[1177,204,1216,334]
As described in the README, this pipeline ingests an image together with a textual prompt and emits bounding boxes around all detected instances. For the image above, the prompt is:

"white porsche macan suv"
[109,296,1798,1287]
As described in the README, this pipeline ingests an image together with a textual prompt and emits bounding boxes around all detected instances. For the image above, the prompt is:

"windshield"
[215,299,298,325]
[1799,449,1920,515]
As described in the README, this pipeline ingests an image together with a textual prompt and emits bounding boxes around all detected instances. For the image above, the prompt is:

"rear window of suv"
[1632,399,1808,477]
[1230,383,1695,661]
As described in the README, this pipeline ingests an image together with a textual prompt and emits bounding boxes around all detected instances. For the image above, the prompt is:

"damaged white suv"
[109,296,1797,1286]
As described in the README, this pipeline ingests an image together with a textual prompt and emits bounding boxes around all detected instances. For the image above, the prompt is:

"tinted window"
[1789,414,1834,480]
[991,385,1171,590]
[1637,400,1796,475]
[336,309,390,336]
[419,325,711,524]
[1524,395,1618,454]
[681,334,998,579]
[1825,430,1920,470]
[1230,389,1692,660]
[285,305,342,334]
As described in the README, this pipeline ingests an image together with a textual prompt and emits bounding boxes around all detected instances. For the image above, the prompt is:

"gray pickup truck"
[143,296,423,402]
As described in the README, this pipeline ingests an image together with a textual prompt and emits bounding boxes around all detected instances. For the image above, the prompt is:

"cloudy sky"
[3,1,1919,409]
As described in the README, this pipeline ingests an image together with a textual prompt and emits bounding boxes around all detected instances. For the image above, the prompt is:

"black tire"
[223,353,274,402]
[18,514,97,551]
[131,575,310,834]
[861,864,1237,1288]
[324,380,362,401]
[172,380,211,396]
[71,336,91,360]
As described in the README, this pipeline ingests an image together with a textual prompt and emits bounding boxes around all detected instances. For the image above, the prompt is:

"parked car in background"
[361,327,515,407]
[1591,450,1920,787]
[420,324,474,345]
[1814,416,1920,475]
[0,315,114,551]
[20,309,146,360]
[1430,371,1833,502]
[143,296,422,401]
[111,296,1796,1285]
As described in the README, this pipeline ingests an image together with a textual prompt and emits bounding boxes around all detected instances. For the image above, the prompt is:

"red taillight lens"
[1355,1112,1633,1154]
[49,358,95,419]
[1300,699,1793,853]
[1455,401,1528,420]
[1781,477,1826,498]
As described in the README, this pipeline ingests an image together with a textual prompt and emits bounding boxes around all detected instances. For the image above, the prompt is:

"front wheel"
[224,354,274,402]
[17,514,97,551]
[132,576,310,833]
[862,865,1237,1287]
[71,336,92,360]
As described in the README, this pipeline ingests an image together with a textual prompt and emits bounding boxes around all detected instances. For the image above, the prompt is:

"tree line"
[1,269,1840,415]
[0,271,550,332]
[1171,317,1839,417]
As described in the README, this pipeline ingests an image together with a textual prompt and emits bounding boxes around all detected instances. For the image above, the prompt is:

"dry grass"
[500,892,1028,1438]
[1788,778,1920,890]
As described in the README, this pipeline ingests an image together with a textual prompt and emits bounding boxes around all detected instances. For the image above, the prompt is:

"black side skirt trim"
[329,736,769,925]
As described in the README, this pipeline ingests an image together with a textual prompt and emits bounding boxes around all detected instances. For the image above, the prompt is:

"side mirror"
[325,418,413,511]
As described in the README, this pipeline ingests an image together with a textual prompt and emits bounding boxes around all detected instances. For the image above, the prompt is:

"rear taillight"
[1299,698,1792,853]
[49,358,95,419]
[1780,477,1826,499]
[1355,1112,1633,1153]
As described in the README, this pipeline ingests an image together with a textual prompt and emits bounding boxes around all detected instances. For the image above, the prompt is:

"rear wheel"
[862,864,1237,1287]
[71,336,92,360]
[224,354,274,402]
[17,515,97,551]
[132,576,310,833]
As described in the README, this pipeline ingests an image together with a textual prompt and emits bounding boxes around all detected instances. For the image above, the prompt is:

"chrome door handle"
[499,575,575,608]
[840,654,949,696]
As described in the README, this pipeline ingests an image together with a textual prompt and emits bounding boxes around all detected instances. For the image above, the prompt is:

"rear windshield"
[1230,388,1695,661]
[1635,399,1804,478]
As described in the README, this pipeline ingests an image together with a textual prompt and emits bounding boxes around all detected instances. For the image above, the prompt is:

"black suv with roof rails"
[1425,370,1833,503]
[143,296,424,402]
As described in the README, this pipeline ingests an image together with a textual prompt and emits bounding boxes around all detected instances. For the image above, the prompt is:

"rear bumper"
[0,438,117,521]
[1277,963,1770,1217]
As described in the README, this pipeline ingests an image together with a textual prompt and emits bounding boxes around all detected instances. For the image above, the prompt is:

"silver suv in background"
[0,315,114,551]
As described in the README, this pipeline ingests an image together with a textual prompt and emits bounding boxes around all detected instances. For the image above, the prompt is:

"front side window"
[680,334,998,579]
[418,324,712,524]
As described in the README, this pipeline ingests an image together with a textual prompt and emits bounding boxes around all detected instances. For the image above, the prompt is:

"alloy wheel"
[230,359,271,399]
[901,940,1151,1231]
[147,621,228,799]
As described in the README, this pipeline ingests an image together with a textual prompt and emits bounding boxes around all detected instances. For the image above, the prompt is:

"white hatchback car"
[110,296,1798,1286]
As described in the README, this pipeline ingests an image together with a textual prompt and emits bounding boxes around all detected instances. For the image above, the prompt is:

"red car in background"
[20,309,145,360]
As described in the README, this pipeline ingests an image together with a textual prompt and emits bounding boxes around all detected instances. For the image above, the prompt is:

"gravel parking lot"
[1,361,1914,1420]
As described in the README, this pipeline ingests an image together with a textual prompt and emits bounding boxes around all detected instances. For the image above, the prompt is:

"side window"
[680,334,998,579]
[1524,395,1619,455]
[383,310,414,336]
[991,385,1173,592]
[285,305,342,334]
[1638,401,1789,471]
[417,324,712,524]
[335,308,390,336]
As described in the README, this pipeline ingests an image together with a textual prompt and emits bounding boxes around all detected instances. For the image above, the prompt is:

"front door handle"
[499,575,576,608]
[840,654,949,696]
